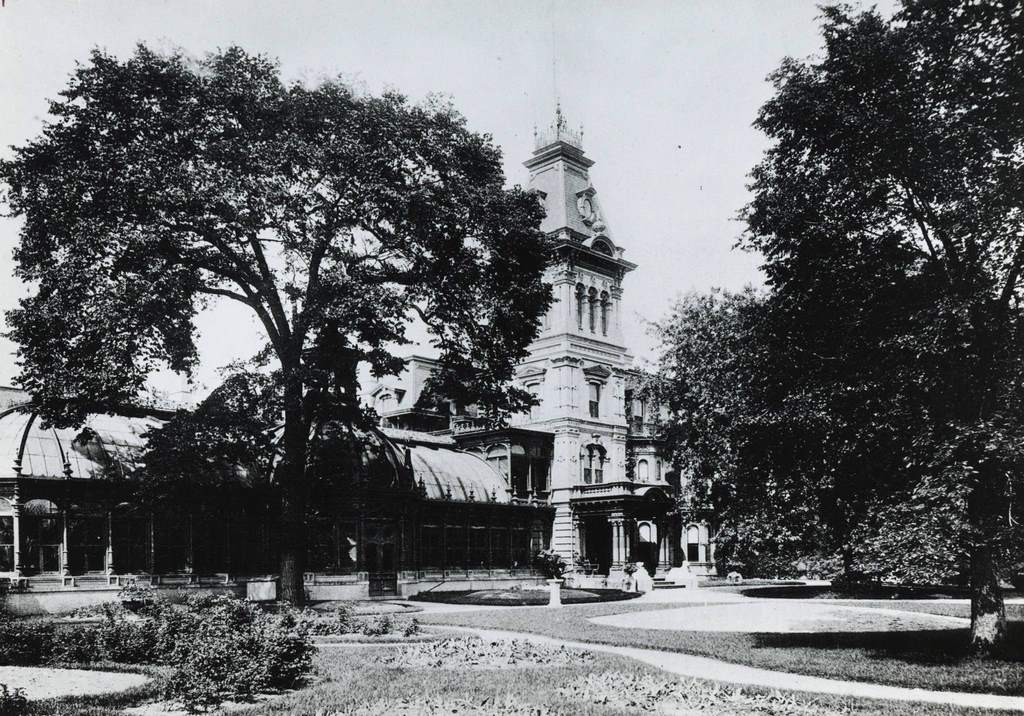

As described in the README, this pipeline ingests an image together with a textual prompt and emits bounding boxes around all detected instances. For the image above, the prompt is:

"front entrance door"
[583,517,612,575]
[365,523,397,597]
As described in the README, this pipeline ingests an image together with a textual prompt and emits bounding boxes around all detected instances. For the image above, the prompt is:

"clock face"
[578,196,595,222]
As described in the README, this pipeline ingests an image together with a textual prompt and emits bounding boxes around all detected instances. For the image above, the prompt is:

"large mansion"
[0,111,711,610]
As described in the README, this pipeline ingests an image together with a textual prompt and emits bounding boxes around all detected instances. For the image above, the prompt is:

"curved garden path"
[442,621,1024,712]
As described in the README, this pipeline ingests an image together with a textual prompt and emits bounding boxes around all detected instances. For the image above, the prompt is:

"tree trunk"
[967,467,1007,656]
[277,372,308,606]
[278,479,306,606]
[969,540,1006,655]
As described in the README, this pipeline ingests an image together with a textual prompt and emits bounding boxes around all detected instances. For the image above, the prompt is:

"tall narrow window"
[581,445,605,484]
[600,291,609,335]
[588,382,601,418]
[637,459,650,482]
[588,287,598,332]
[575,284,586,330]
[0,499,12,573]
[527,384,541,421]
[686,525,701,562]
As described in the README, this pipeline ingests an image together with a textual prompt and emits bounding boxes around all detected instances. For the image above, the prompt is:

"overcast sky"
[0,0,894,400]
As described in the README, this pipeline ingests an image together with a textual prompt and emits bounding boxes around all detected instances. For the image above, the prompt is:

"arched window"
[581,444,606,484]
[637,459,649,482]
[592,239,614,256]
[686,525,701,563]
[600,291,609,335]
[588,287,598,332]
[575,284,586,330]
[486,445,509,479]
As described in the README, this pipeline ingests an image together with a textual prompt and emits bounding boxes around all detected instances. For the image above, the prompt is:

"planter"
[547,579,564,607]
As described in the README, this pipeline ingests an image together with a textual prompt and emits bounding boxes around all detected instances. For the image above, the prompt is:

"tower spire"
[534,103,584,150]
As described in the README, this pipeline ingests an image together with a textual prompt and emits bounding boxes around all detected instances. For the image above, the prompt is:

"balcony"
[571,481,642,500]
[451,416,491,435]
[627,417,660,439]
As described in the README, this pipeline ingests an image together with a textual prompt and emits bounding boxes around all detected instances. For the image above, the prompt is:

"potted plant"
[533,549,567,607]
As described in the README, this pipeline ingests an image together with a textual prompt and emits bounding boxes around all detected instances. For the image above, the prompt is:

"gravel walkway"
[0,665,149,700]
[448,625,1024,712]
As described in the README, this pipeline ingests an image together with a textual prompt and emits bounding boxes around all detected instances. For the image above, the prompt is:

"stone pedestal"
[547,578,563,607]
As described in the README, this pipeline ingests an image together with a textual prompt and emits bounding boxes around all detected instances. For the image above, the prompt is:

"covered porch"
[569,483,677,579]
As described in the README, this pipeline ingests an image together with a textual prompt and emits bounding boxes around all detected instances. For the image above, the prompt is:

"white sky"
[0,0,894,401]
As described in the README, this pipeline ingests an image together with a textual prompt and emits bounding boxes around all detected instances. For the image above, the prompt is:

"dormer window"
[592,238,614,256]
[377,393,396,413]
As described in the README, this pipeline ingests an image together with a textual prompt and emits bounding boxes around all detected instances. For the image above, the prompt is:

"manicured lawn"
[410,587,640,606]
[231,640,1005,716]
[419,600,1024,697]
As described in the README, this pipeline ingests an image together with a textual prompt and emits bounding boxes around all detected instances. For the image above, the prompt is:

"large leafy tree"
[1,46,551,604]
[742,0,1024,652]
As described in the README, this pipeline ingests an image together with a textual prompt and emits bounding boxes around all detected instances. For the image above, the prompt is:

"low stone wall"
[5,582,245,616]
[5,573,547,614]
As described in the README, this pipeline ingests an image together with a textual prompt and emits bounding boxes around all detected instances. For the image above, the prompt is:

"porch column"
[105,508,114,574]
[623,518,634,566]
[609,515,624,569]
[60,505,70,576]
[576,517,586,565]
[657,521,670,573]
[11,491,21,577]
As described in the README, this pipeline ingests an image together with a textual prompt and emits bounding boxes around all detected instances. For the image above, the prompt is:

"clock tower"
[502,107,677,579]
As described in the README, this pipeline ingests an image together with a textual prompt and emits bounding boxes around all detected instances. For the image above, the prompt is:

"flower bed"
[378,637,594,669]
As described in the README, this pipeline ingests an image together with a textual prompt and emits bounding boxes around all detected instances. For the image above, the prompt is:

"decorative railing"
[450,416,491,435]
[571,481,641,498]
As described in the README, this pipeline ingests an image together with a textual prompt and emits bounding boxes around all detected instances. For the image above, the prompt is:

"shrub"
[0,592,314,713]
[0,684,27,716]
[161,594,315,712]
[403,617,421,637]
[117,581,156,612]
[0,620,55,665]
[334,602,355,633]
[361,613,394,637]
